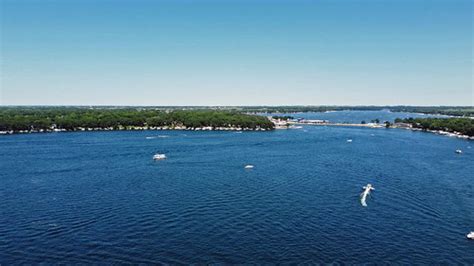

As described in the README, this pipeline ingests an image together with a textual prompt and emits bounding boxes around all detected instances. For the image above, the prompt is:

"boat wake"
[360,184,374,207]
[146,135,170,139]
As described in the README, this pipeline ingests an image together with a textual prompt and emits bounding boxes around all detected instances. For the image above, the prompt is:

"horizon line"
[1,104,472,108]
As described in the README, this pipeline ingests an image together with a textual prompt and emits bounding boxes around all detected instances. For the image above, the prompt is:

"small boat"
[347,139,353,143]
[244,165,254,169]
[467,232,474,240]
[455,149,463,154]
[153,154,167,160]
[360,184,375,207]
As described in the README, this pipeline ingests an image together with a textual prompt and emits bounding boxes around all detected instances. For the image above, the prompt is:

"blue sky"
[1,0,472,106]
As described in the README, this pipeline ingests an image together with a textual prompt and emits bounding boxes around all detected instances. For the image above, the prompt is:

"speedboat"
[455,149,462,154]
[360,184,375,207]
[244,165,254,169]
[153,154,167,160]
[347,139,353,143]
[467,232,474,239]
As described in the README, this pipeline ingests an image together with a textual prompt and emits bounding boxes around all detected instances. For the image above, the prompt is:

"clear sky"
[1,0,472,106]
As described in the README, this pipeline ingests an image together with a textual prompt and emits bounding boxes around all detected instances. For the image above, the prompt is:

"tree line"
[396,117,474,136]
[0,107,275,132]
[242,106,474,117]
[271,115,294,120]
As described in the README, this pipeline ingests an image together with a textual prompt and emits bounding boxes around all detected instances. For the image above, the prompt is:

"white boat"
[153,154,167,160]
[244,165,254,169]
[347,139,353,143]
[360,184,375,207]
[467,232,474,240]
[455,149,463,154]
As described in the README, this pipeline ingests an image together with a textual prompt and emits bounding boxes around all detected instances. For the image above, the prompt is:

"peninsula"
[0,107,274,134]
[1,106,473,138]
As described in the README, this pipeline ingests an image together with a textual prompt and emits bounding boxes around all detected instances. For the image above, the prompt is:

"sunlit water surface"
[1,111,473,264]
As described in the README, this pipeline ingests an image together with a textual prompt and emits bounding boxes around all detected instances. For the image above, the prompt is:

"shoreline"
[0,126,271,135]
[272,118,474,140]
[395,127,474,140]
[2,122,472,141]
[257,110,472,118]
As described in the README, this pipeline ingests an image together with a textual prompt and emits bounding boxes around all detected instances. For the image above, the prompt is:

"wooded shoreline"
[0,108,275,134]
[1,107,473,137]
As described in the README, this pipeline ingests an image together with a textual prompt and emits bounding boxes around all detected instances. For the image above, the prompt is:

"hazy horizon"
[1,0,473,106]
[1,104,473,108]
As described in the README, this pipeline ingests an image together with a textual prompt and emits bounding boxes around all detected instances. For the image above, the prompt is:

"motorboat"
[244,165,254,169]
[347,139,353,143]
[467,232,474,240]
[360,184,375,207]
[153,154,167,160]
[455,149,462,154]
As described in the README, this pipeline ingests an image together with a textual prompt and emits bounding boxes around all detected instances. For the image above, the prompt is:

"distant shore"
[270,117,474,140]
[2,122,473,141]
[0,108,275,135]
[393,127,474,140]
[2,107,472,139]
[0,125,270,135]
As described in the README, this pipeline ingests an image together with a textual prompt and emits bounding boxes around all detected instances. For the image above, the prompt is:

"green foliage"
[239,106,474,117]
[272,115,294,120]
[0,107,274,132]
[388,106,474,117]
[400,117,474,136]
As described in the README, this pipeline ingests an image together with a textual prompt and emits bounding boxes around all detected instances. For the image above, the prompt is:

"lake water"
[264,109,449,123]
[1,111,473,264]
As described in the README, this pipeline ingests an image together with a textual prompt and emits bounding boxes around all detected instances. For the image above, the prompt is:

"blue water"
[1,113,473,264]
[264,109,449,123]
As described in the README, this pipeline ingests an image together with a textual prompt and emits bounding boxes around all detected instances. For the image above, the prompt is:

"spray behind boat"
[360,184,375,207]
